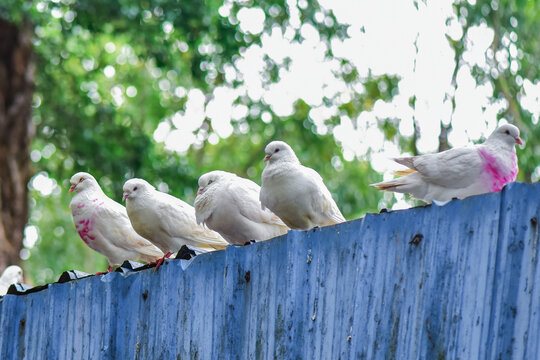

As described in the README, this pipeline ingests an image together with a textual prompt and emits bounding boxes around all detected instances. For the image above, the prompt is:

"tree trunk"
[0,18,34,272]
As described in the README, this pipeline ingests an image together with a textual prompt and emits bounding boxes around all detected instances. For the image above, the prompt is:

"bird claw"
[154,258,165,272]
[95,265,113,275]
[432,199,451,206]
[243,240,257,246]
[154,252,172,272]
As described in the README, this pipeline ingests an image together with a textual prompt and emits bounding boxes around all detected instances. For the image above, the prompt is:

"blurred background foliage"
[0,0,538,284]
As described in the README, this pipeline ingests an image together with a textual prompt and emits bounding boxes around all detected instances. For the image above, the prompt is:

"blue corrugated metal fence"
[1,182,539,359]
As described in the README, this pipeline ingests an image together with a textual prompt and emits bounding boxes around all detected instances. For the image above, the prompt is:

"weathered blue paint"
[1,182,539,359]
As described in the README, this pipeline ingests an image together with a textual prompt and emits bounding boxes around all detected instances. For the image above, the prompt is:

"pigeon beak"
[515,137,523,146]
[68,185,76,193]
[263,155,271,162]
[197,187,203,195]
[122,192,129,202]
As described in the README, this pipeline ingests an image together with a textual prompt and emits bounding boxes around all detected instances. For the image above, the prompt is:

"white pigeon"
[69,172,164,272]
[372,124,523,203]
[0,265,23,295]
[123,178,228,268]
[260,141,346,230]
[194,170,289,245]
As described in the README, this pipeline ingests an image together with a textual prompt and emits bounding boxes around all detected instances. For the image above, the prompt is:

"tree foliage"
[0,0,537,284]
[456,0,540,180]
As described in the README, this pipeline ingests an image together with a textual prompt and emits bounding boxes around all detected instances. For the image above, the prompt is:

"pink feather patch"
[77,218,96,245]
[479,148,518,192]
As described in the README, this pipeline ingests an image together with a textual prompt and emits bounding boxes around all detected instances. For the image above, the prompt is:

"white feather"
[372,124,521,203]
[194,170,289,245]
[123,178,228,254]
[260,141,346,230]
[69,172,164,267]
[0,265,23,295]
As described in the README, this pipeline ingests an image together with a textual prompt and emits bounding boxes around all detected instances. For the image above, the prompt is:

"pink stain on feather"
[75,198,104,245]
[479,148,518,192]
[77,204,85,208]
[77,218,95,245]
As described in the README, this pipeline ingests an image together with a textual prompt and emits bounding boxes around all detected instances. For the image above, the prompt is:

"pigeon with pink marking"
[69,172,164,273]
[123,178,228,270]
[194,170,289,245]
[372,124,523,203]
[260,141,346,230]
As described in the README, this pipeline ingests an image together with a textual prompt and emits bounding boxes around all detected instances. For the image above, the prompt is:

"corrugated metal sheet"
[1,182,539,359]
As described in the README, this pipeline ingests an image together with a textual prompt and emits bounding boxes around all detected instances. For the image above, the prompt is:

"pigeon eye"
[275,148,280,153]
[133,186,138,191]
[208,180,213,185]
[504,130,510,135]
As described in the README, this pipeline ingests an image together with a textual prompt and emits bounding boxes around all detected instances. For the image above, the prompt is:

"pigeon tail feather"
[371,172,427,199]
[137,247,164,263]
[394,157,416,169]
[394,169,417,176]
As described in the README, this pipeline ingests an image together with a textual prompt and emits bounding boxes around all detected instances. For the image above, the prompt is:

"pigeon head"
[487,124,522,147]
[69,172,99,194]
[263,141,299,164]
[122,178,154,201]
[197,171,232,195]
[1,265,23,284]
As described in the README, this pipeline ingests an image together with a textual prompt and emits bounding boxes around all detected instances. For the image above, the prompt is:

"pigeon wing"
[302,166,346,225]
[94,198,162,256]
[231,178,288,227]
[396,147,482,189]
[155,192,228,248]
